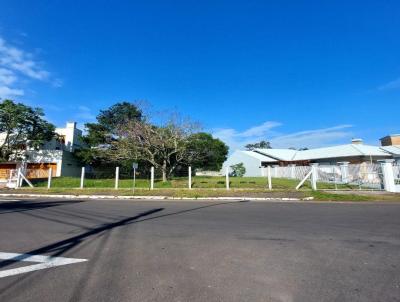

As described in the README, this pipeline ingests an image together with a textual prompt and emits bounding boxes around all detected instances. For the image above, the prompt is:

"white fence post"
[16,168,21,188]
[150,166,154,190]
[47,168,52,189]
[311,164,318,190]
[267,165,272,190]
[188,166,192,189]
[379,160,397,192]
[338,161,349,183]
[80,167,85,189]
[226,167,230,190]
[115,166,119,190]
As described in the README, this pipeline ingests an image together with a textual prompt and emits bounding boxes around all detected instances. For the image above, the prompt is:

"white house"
[0,122,84,182]
[223,136,400,176]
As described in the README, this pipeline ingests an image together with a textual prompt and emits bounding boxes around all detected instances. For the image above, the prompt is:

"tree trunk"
[162,160,167,182]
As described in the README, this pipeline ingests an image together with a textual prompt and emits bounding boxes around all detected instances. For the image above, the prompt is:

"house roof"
[381,145,400,156]
[253,144,393,162]
[240,150,278,162]
[254,148,297,161]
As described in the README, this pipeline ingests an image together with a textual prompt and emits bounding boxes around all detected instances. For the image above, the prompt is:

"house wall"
[222,151,262,177]
[55,122,83,152]
[60,151,82,177]
[25,150,63,176]
[381,135,400,146]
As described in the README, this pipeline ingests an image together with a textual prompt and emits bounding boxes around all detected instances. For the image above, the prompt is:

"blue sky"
[0,1,399,150]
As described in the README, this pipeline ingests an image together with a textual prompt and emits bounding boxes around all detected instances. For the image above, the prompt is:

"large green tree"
[0,100,55,162]
[84,101,143,146]
[186,132,228,171]
[76,102,143,165]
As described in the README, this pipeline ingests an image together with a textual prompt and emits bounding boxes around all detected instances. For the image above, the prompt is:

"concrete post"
[188,166,192,189]
[379,160,397,192]
[16,168,21,188]
[310,163,319,190]
[47,168,52,189]
[226,167,230,190]
[338,162,350,183]
[115,167,119,190]
[290,164,296,179]
[267,166,272,190]
[150,166,154,190]
[80,167,85,189]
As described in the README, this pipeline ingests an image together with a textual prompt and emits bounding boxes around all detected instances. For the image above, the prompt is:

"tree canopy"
[186,132,228,171]
[245,140,271,150]
[0,99,55,162]
[76,102,229,181]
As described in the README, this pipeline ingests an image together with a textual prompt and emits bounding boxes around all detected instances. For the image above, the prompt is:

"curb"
[0,193,314,202]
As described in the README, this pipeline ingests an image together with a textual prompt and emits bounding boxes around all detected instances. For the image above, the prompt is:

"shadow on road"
[0,207,165,269]
[0,199,86,215]
[0,199,249,270]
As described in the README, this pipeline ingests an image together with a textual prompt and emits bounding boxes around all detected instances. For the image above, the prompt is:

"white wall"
[60,151,82,177]
[55,122,83,152]
[222,151,262,177]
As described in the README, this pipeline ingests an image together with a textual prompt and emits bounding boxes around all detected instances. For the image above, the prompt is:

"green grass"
[31,175,358,190]
[15,176,399,202]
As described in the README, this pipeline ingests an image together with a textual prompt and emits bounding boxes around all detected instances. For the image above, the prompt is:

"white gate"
[393,162,400,192]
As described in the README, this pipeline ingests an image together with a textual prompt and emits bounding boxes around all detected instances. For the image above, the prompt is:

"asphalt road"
[0,197,399,302]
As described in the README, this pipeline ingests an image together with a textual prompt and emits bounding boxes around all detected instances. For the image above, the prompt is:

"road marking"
[0,199,21,202]
[0,252,88,278]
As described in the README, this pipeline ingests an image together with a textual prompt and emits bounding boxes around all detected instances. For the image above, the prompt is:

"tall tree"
[186,132,228,171]
[111,115,200,182]
[76,102,143,165]
[84,101,143,146]
[0,100,55,161]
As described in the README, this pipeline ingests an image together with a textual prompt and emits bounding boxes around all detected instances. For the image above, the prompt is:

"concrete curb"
[0,193,314,202]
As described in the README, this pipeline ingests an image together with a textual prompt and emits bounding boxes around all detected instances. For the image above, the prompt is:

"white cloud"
[240,121,282,137]
[378,78,400,91]
[0,37,49,80]
[0,86,24,98]
[213,122,353,151]
[0,68,17,85]
[213,121,281,151]
[270,125,353,149]
[0,36,53,100]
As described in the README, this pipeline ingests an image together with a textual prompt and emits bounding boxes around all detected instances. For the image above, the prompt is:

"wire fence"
[2,162,394,191]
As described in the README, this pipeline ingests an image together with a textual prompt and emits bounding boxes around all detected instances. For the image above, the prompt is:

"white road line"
[0,199,20,202]
[0,252,88,278]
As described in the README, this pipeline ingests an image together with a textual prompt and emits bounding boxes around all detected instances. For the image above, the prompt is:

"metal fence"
[394,162,400,186]
[271,163,384,190]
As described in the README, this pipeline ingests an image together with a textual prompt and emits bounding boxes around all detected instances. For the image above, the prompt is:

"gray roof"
[240,150,278,162]
[254,148,297,161]
[381,145,400,156]
[254,144,394,162]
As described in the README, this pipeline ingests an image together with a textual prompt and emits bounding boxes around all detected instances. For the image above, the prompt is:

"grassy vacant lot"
[31,176,356,190]
[8,176,398,202]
